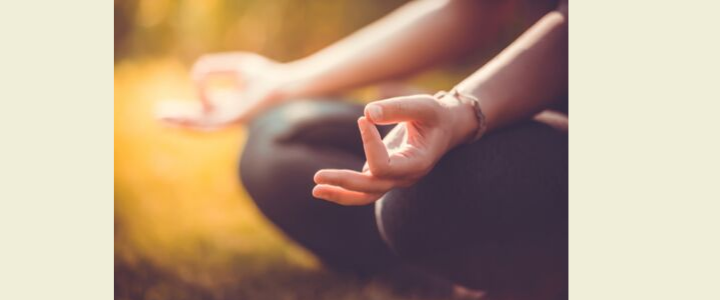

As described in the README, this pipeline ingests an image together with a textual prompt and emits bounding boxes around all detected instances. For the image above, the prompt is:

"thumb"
[364,95,438,125]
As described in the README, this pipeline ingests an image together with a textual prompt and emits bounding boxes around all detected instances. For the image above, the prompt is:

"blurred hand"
[313,94,477,205]
[156,52,293,130]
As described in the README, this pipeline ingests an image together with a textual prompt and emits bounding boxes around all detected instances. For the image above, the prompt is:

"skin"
[315,2,569,205]
[157,0,568,205]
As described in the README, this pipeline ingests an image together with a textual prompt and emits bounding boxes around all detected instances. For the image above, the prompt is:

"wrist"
[449,99,479,148]
[435,89,486,148]
[273,58,324,101]
[435,93,476,149]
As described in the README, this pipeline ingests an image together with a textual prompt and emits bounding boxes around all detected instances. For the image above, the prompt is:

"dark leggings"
[240,99,567,299]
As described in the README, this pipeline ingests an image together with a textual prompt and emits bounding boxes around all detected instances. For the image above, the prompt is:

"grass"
[114,59,458,300]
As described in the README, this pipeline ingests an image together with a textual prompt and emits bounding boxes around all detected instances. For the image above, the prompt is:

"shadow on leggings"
[240,99,567,299]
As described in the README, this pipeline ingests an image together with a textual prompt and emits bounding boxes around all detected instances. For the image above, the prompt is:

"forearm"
[280,0,513,99]
[456,4,568,132]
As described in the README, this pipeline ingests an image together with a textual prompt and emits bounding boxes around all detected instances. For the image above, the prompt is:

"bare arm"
[455,2,568,133]
[280,0,514,99]
[313,3,570,205]
[158,0,545,130]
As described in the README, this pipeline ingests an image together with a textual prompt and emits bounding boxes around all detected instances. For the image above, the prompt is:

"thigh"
[240,99,397,274]
[376,120,568,298]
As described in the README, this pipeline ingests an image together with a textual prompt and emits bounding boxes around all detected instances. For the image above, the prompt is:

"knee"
[373,142,489,262]
[375,121,568,261]
[240,101,306,200]
[375,122,568,291]
[238,104,286,194]
[374,181,492,287]
[375,180,452,262]
[375,188,418,258]
[239,100,359,188]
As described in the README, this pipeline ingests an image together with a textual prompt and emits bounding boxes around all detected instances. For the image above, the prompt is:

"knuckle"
[422,97,441,112]
[334,176,350,187]
[421,94,437,103]
[390,101,408,114]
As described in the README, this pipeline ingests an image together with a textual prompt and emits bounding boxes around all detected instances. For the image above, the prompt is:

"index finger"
[364,95,438,125]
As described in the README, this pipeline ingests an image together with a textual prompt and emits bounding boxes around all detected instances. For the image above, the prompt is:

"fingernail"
[312,186,323,198]
[367,105,382,122]
[313,171,324,184]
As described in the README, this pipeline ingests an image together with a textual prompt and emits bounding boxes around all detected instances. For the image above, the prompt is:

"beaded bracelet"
[434,88,488,143]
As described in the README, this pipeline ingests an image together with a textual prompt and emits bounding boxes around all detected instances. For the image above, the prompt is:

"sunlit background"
[114,1,505,299]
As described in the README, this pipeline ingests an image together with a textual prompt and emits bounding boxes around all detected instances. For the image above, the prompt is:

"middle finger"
[314,169,395,194]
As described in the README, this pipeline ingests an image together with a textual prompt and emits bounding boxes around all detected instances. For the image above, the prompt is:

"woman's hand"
[312,94,478,205]
[156,52,297,130]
